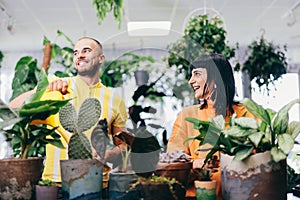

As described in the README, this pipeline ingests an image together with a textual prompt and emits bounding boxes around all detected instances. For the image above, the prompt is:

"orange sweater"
[167,102,253,199]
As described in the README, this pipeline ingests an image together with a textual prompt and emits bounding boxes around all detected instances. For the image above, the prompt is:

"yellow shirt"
[167,102,253,198]
[40,76,127,187]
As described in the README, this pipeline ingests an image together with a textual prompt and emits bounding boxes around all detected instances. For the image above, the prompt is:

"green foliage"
[92,0,123,28]
[10,56,40,101]
[167,14,237,80]
[38,179,57,186]
[1,70,69,158]
[185,98,300,163]
[100,52,155,87]
[241,36,287,92]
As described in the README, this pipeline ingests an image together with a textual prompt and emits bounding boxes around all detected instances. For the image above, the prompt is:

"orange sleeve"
[167,110,190,155]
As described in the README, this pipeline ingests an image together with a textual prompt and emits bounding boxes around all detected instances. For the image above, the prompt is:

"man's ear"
[99,54,105,64]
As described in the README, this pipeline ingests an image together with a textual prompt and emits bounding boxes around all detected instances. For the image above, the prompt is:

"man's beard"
[77,60,99,76]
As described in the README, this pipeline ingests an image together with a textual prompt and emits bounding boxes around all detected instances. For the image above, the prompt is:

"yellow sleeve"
[112,93,127,128]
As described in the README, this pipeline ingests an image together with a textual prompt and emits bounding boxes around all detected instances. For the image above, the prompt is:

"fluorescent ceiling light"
[127,21,171,36]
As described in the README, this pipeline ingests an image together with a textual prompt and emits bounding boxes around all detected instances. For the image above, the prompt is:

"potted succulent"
[185,98,300,199]
[35,179,58,200]
[193,155,219,200]
[0,70,68,199]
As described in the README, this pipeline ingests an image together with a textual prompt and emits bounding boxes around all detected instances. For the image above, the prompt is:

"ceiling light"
[127,21,171,36]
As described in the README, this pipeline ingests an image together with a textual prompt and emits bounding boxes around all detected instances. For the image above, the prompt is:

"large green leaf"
[278,133,294,155]
[233,147,253,161]
[271,147,287,162]
[287,121,300,140]
[248,131,264,147]
[241,98,271,125]
[234,117,259,129]
[19,99,70,120]
[273,99,300,135]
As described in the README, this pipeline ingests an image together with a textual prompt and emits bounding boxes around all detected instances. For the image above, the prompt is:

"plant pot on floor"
[60,159,104,200]
[36,185,58,200]
[108,172,139,200]
[220,151,287,200]
[195,180,217,200]
[0,157,44,200]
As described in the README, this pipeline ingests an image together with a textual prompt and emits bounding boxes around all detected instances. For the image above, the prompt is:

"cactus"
[59,98,107,159]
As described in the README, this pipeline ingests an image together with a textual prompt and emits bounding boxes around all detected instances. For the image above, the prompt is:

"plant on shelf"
[238,34,288,94]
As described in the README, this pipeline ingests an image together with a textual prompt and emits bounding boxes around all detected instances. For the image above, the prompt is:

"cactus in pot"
[59,97,110,199]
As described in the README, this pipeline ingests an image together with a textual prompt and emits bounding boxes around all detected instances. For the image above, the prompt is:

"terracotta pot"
[0,157,44,200]
[36,185,58,200]
[220,151,287,200]
[60,159,103,200]
[195,180,217,200]
[154,162,192,187]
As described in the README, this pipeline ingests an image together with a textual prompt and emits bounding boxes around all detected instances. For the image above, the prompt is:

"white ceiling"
[1,0,300,53]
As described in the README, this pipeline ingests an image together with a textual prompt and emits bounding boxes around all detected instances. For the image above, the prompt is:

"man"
[9,37,128,197]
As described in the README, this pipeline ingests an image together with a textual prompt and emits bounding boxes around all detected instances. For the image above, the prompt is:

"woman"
[167,53,254,199]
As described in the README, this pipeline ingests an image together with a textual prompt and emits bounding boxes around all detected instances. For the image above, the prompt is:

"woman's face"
[188,68,208,99]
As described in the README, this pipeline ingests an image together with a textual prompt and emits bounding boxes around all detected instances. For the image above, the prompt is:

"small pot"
[36,185,58,200]
[194,180,216,200]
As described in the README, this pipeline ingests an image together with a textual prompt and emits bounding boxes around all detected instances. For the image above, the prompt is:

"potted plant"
[35,179,58,200]
[185,98,300,199]
[0,70,68,199]
[128,175,185,200]
[238,35,288,96]
[193,155,219,200]
[58,97,107,199]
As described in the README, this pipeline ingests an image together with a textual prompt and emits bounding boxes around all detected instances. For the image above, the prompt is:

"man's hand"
[48,79,69,95]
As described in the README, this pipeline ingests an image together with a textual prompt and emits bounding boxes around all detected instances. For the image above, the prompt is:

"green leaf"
[234,117,259,129]
[36,69,49,92]
[273,99,300,134]
[278,133,294,155]
[271,147,287,162]
[233,147,253,161]
[248,131,264,147]
[224,126,248,137]
[287,121,300,140]
[19,99,70,120]
[241,98,271,125]
[210,115,225,130]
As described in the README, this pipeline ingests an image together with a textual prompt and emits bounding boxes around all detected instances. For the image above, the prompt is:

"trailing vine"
[92,0,123,28]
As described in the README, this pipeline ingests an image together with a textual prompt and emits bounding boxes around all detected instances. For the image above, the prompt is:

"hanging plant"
[92,0,123,28]
[167,14,237,80]
[166,14,237,105]
[241,35,288,93]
